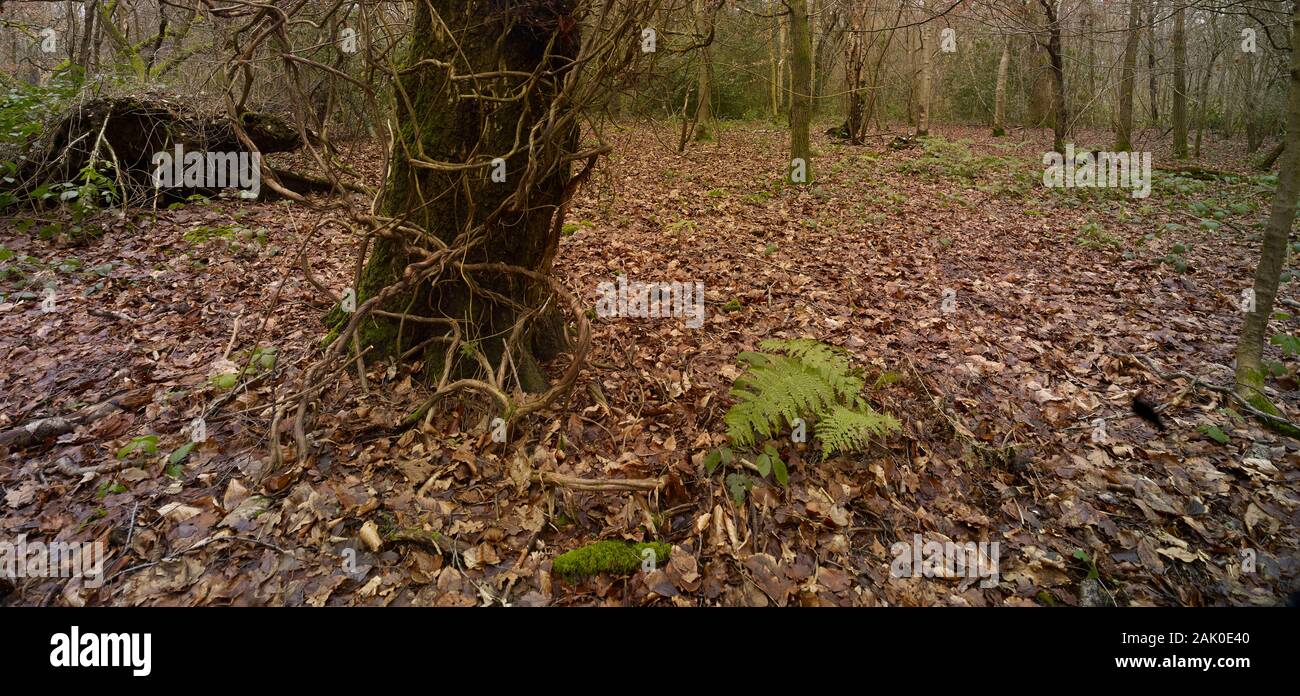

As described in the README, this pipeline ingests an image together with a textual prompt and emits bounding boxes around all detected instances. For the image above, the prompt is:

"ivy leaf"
[115,435,159,459]
[1197,424,1230,445]
[704,448,722,474]
[168,441,197,466]
[1269,333,1300,356]
[211,373,238,390]
[772,455,788,487]
[725,473,752,505]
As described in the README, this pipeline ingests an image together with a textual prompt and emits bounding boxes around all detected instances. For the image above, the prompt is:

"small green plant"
[1197,423,1230,444]
[894,136,1009,182]
[1075,222,1121,249]
[96,481,127,499]
[1270,333,1300,356]
[115,434,159,460]
[665,219,696,236]
[184,224,243,244]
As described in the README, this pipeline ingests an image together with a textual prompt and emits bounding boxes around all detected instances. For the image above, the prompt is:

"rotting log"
[3,95,333,205]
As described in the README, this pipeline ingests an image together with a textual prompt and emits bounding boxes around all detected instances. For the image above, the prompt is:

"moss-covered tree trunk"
[1234,0,1300,409]
[352,0,578,392]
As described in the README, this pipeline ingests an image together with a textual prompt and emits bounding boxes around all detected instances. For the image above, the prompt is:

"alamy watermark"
[0,534,105,589]
[50,626,151,677]
[890,534,1000,589]
[152,144,261,198]
[594,277,705,328]
[1043,144,1151,199]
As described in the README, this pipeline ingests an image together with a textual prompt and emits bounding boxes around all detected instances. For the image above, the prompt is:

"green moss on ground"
[551,540,671,580]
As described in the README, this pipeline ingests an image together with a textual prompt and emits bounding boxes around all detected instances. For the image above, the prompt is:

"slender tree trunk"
[771,17,780,118]
[778,15,787,116]
[809,0,817,109]
[1117,0,1143,151]
[693,0,713,141]
[1172,4,1188,158]
[1256,140,1285,170]
[1194,48,1221,158]
[993,37,1010,136]
[1235,1,1300,411]
[1245,47,1264,153]
[1085,0,1096,127]
[1027,3,1053,130]
[789,0,813,183]
[1147,0,1159,127]
[916,23,931,136]
[1041,0,1068,153]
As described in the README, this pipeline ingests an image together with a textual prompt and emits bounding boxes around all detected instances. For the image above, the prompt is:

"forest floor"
[1,121,1296,606]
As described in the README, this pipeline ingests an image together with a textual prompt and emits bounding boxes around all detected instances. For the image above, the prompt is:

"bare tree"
[1235,0,1300,414]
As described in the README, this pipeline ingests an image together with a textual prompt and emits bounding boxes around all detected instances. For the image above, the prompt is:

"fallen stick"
[531,471,663,492]
[0,388,150,450]
[388,528,471,557]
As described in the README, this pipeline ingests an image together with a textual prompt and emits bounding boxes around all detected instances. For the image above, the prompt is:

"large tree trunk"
[788,0,813,183]
[1116,0,1143,151]
[351,0,579,392]
[993,37,1010,137]
[1234,1,1300,412]
[1172,4,1188,158]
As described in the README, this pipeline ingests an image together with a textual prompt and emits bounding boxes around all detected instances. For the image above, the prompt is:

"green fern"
[723,339,898,455]
[815,404,899,456]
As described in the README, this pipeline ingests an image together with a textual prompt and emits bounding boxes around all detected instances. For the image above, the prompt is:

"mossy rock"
[551,540,671,580]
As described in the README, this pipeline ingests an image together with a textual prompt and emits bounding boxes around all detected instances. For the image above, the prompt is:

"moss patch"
[551,540,671,580]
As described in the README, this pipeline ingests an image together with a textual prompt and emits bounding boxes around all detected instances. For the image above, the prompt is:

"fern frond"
[759,338,864,402]
[723,339,898,459]
[814,404,901,456]
[728,355,836,446]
